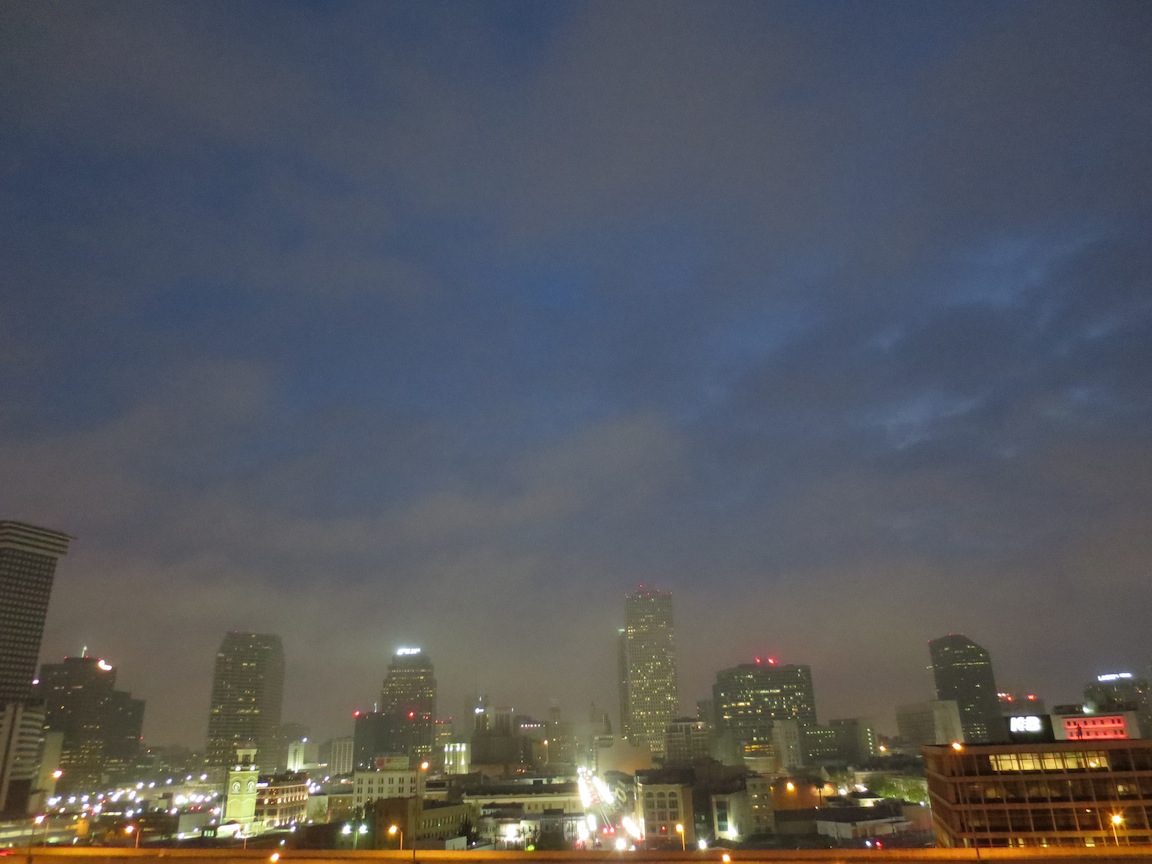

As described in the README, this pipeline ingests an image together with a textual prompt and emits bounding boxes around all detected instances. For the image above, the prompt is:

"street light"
[1111,813,1124,846]
[388,825,403,850]
[675,823,685,851]
[125,825,141,848]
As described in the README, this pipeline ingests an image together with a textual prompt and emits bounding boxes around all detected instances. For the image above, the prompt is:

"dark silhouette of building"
[929,634,1001,744]
[206,632,284,769]
[35,654,144,791]
[619,588,679,755]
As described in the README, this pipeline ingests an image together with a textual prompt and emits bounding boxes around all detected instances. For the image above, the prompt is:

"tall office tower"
[0,520,70,815]
[0,521,70,701]
[929,634,1001,744]
[712,659,817,762]
[378,647,436,764]
[36,655,144,791]
[620,588,679,755]
[206,632,285,768]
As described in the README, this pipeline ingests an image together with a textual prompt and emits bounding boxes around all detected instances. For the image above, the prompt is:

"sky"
[2,1,1151,749]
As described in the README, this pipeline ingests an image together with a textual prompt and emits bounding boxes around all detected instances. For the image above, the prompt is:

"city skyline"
[22,566,1152,748]
[4,3,1151,748]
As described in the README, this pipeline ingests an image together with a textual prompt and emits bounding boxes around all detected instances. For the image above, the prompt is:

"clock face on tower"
[231,782,240,793]
[247,780,256,792]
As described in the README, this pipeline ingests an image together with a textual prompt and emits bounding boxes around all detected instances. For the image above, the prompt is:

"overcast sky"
[3,1,1151,748]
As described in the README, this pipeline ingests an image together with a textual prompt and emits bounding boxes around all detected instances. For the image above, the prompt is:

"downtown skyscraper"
[713,659,817,758]
[619,587,679,755]
[379,647,436,764]
[929,633,1002,744]
[0,520,70,815]
[205,632,285,769]
[0,521,71,702]
[36,654,144,792]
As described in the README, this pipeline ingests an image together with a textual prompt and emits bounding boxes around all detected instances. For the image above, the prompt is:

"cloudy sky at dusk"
[3,1,1151,748]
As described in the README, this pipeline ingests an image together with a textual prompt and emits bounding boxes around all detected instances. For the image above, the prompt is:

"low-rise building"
[635,768,693,848]
[369,796,473,849]
[925,739,1152,848]
[353,766,425,809]
[255,771,309,828]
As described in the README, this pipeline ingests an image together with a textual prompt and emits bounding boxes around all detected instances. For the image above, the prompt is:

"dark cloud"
[1,1,1150,745]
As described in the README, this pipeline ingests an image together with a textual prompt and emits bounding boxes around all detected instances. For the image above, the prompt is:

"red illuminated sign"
[1063,715,1128,740]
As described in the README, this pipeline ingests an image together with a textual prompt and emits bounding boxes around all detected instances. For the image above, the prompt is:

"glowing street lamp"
[1111,813,1124,846]
[125,825,141,848]
[675,823,685,851]
[388,825,403,850]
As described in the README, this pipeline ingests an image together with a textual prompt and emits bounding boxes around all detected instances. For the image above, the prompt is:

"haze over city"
[2,2,1150,749]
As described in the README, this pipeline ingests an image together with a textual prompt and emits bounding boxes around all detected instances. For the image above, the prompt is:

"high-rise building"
[379,647,436,764]
[619,588,679,755]
[712,659,817,762]
[0,520,70,815]
[929,634,1001,744]
[0,521,70,702]
[206,632,284,769]
[36,654,144,791]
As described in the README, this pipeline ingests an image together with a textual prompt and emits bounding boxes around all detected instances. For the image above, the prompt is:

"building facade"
[619,588,679,755]
[635,768,693,848]
[0,521,70,702]
[0,520,70,815]
[353,765,426,809]
[897,700,965,746]
[36,654,144,791]
[377,648,437,765]
[1085,673,1152,739]
[929,634,1001,744]
[206,632,285,769]
[713,659,817,762]
[925,739,1152,848]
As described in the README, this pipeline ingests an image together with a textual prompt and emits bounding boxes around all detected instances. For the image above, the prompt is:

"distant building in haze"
[896,700,965,746]
[326,736,354,775]
[0,520,70,816]
[206,632,285,769]
[1084,672,1152,739]
[829,717,878,765]
[712,659,816,764]
[378,648,436,764]
[929,634,1001,744]
[35,654,144,791]
[619,588,679,755]
[664,717,711,765]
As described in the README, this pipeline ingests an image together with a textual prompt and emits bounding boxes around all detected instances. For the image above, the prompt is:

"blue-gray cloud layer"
[2,1,1150,744]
